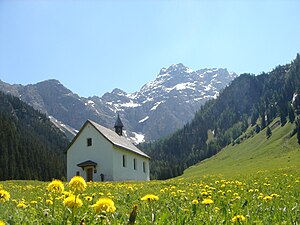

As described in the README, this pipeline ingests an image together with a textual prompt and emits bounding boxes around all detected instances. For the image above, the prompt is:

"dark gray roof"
[77,160,97,168]
[88,120,150,159]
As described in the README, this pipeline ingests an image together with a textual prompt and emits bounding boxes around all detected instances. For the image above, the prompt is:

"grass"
[183,119,300,179]
[1,170,299,224]
[0,120,299,224]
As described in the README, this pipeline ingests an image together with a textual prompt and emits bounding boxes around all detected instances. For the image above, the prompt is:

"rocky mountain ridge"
[0,63,237,142]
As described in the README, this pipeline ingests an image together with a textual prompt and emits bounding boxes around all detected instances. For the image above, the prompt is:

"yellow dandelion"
[62,191,73,199]
[263,195,273,201]
[0,220,6,225]
[201,198,214,205]
[141,194,159,201]
[231,215,246,223]
[171,192,176,196]
[46,199,53,205]
[63,195,83,209]
[47,179,64,193]
[0,190,10,202]
[30,201,38,205]
[17,202,27,209]
[91,197,116,213]
[192,199,199,204]
[270,193,279,198]
[69,176,87,192]
[84,196,93,201]
[201,191,209,196]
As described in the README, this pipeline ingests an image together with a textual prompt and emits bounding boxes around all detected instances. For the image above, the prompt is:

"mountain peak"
[39,79,61,85]
[159,63,193,76]
[167,63,187,72]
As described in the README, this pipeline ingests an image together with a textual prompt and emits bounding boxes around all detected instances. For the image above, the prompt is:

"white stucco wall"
[67,123,114,181]
[112,146,150,181]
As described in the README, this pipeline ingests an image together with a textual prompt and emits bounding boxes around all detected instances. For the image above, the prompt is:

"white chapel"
[67,115,150,181]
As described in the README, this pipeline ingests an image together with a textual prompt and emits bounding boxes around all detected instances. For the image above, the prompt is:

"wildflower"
[192,199,199,204]
[46,199,53,205]
[270,193,279,198]
[62,191,73,199]
[69,176,87,192]
[63,195,83,209]
[17,202,27,209]
[0,190,10,202]
[30,201,38,205]
[141,194,159,202]
[47,179,64,193]
[201,198,214,205]
[201,191,209,196]
[84,196,93,201]
[0,220,6,225]
[91,197,116,213]
[263,195,273,201]
[231,215,246,223]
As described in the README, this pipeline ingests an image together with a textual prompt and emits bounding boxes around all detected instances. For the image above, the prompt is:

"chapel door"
[86,168,93,181]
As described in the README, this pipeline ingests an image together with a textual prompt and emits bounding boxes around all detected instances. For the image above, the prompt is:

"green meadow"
[0,120,299,224]
[183,120,300,178]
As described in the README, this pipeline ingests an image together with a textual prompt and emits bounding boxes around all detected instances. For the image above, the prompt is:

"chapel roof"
[88,120,150,159]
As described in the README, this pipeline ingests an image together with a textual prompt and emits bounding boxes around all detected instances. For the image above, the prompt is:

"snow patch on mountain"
[131,132,145,144]
[170,82,196,91]
[119,100,141,108]
[139,116,149,123]
[151,101,164,111]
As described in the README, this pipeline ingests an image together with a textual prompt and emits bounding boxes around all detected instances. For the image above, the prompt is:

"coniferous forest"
[0,92,69,181]
[140,54,300,180]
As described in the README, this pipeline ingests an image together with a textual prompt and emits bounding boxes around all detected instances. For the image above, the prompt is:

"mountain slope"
[140,54,300,179]
[0,64,237,142]
[182,120,300,178]
[0,91,69,181]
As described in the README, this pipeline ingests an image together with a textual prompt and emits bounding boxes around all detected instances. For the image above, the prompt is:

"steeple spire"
[114,113,124,136]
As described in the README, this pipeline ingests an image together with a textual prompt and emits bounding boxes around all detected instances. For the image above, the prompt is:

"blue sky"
[0,0,300,97]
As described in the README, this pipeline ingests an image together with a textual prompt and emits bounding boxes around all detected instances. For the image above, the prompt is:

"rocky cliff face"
[0,64,237,143]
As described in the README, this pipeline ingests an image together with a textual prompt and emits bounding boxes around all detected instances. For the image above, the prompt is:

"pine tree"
[297,119,300,145]
[266,126,272,139]
[288,104,295,123]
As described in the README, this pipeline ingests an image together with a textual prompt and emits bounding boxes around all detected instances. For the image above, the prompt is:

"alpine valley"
[0,63,237,143]
[1,55,300,181]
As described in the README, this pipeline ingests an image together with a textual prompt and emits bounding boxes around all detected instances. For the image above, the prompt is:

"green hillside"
[182,119,300,178]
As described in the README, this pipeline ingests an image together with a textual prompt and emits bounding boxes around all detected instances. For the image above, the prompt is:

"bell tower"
[114,113,124,136]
